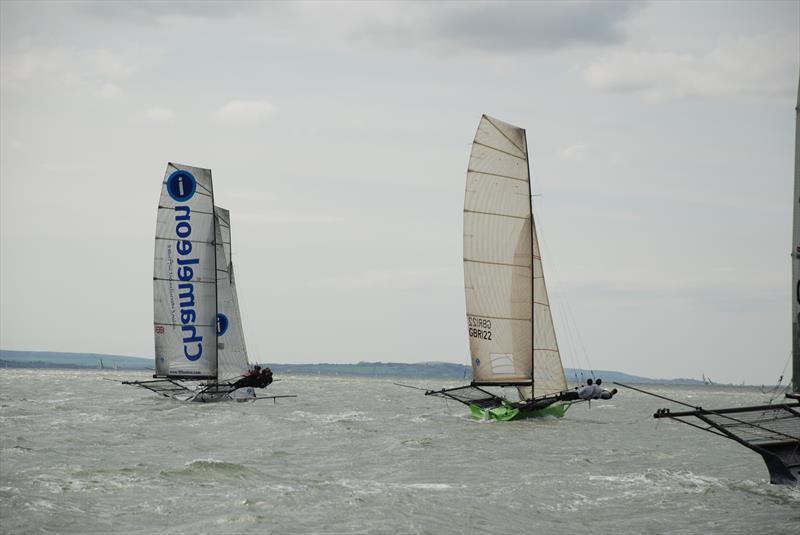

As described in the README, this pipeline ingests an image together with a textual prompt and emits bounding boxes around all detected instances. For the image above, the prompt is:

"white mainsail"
[215,207,251,383]
[154,163,218,379]
[464,115,567,398]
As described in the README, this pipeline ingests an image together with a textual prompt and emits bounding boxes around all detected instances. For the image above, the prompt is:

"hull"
[469,400,571,421]
[123,379,257,403]
[187,386,256,403]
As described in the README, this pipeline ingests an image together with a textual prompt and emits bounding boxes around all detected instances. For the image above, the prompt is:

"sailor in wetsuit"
[257,368,273,388]
[233,365,262,389]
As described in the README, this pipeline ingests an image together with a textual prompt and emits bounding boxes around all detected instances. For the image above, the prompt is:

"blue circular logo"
[217,313,229,336]
[166,170,197,202]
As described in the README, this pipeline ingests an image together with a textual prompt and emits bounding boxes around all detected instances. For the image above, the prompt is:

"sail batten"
[464,115,567,396]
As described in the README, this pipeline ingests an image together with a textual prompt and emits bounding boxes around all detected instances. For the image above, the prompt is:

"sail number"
[468,316,493,340]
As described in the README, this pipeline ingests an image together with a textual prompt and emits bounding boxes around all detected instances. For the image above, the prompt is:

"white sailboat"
[124,163,282,402]
[426,115,580,420]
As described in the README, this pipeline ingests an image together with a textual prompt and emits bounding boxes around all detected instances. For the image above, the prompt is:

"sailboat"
[651,79,800,485]
[426,115,580,421]
[124,163,285,403]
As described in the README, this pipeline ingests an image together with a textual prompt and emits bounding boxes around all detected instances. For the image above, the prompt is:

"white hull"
[180,386,256,403]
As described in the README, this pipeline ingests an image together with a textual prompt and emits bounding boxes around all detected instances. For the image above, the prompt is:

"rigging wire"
[763,351,792,403]
[532,195,596,385]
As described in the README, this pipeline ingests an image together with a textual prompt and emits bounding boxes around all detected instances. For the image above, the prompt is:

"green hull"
[469,400,571,421]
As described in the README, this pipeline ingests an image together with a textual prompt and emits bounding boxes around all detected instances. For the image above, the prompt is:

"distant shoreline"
[0,349,748,386]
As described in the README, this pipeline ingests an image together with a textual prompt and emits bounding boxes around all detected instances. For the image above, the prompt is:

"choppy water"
[1,369,798,534]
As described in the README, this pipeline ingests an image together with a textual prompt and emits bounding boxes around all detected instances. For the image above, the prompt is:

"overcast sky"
[1,1,798,384]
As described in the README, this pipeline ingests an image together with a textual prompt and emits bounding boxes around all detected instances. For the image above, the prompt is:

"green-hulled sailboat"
[426,115,576,421]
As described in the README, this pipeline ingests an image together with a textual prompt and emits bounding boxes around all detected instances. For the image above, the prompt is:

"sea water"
[0,369,798,534]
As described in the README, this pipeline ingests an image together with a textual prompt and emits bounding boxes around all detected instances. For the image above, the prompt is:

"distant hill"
[0,350,152,370]
[0,350,707,385]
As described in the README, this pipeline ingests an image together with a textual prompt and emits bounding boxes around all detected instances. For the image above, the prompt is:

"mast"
[793,74,800,394]
[211,181,219,383]
[524,128,535,399]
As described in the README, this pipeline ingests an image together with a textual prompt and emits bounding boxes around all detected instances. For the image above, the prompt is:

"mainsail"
[215,207,251,383]
[153,163,218,379]
[464,115,567,398]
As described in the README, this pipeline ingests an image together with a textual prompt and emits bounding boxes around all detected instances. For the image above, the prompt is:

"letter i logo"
[167,169,197,202]
[217,313,229,336]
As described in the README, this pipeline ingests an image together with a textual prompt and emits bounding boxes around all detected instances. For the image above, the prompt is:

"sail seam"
[464,209,527,220]
[464,258,531,269]
[466,314,530,321]
[467,169,528,183]
[155,322,216,327]
[155,237,216,245]
[472,140,527,161]
[153,277,215,283]
[482,116,527,156]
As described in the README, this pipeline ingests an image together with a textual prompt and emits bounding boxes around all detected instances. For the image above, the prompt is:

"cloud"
[342,2,641,55]
[584,31,798,100]
[76,0,262,24]
[141,107,176,124]
[213,100,276,124]
[0,44,162,91]
[557,143,587,161]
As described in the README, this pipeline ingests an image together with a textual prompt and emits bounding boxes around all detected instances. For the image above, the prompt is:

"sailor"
[233,365,262,389]
[257,367,273,388]
[592,378,618,400]
[577,378,596,400]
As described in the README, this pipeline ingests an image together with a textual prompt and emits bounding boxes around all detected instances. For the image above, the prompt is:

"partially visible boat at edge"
[652,78,800,485]
[426,115,585,421]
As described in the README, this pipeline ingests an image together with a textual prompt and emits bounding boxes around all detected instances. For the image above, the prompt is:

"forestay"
[154,163,218,379]
[464,115,566,398]
[215,207,251,383]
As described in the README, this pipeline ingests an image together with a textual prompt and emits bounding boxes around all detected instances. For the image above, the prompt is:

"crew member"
[233,365,262,389]
[257,367,273,388]
[592,378,618,400]
[577,378,596,400]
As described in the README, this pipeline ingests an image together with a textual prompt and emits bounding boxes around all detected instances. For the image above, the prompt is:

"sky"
[1,1,798,384]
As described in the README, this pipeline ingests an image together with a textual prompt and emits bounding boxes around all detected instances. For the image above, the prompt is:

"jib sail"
[153,163,218,379]
[215,207,251,383]
[464,115,566,398]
